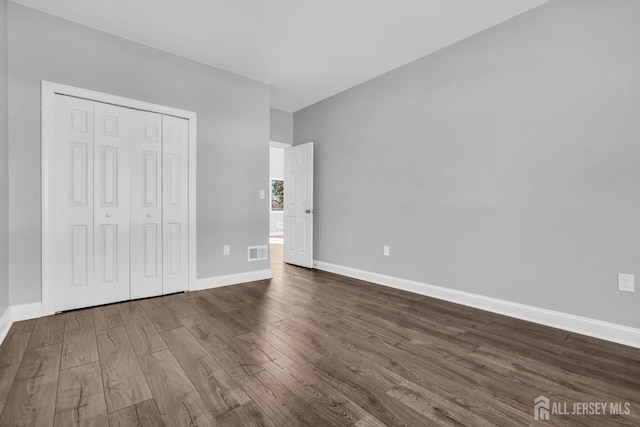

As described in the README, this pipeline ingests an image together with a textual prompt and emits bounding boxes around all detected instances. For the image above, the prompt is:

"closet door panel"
[130,111,163,299]
[51,95,95,312]
[162,116,189,294]
[94,103,131,305]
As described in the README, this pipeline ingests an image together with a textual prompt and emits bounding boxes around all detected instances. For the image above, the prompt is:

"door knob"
[105,213,111,218]
[146,214,152,218]
[305,209,313,214]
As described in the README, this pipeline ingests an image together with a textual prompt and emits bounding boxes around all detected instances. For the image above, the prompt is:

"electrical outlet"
[618,273,635,293]
[383,245,390,256]
[223,245,230,256]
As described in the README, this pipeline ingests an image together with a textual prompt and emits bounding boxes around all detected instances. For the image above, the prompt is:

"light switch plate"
[259,189,266,199]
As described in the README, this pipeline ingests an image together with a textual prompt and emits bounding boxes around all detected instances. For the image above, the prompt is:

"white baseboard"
[0,302,43,346]
[0,306,12,345]
[314,261,640,349]
[195,269,272,291]
[11,302,43,322]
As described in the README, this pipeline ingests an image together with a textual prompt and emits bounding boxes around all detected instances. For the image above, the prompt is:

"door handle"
[305,209,314,214]
[105,213,111,218]
[146,214,152,218]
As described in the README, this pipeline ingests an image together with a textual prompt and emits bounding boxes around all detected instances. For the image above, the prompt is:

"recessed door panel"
[287,216,297,251]
[69,225,89,287]
[166,223,182,276]
[99,115,118,137]
[167,154,181,207]
[298,217,308,254]
[143,151,158,207]
[143,122,158,142]
[99,224,118,283]
[143,224,159,279]
[100,146,119,207]
[299,170,308,206]
[69,142,88,207]
[69,109,88,133]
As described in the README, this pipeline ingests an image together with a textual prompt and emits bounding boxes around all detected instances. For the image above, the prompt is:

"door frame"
[41,81,198,315]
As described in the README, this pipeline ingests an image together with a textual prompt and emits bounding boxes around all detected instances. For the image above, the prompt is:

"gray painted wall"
[8,3,270,306]
[270,108,293,144]
[0,0,9,314]
[294,0,640,328]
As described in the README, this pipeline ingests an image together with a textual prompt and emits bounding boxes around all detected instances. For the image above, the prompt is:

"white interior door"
[51,95,95,311]
[284,142,314,268]
[162,115,189,293]
[44,82,197,314]
[93,103,132,305]
[130,110,163,299]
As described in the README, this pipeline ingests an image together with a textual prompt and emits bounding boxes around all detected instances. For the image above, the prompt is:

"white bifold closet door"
[162,116,190,294]
[94,102,132,304]
[50,94,189,312]
[52,95,96,311]
[130,109,163,299]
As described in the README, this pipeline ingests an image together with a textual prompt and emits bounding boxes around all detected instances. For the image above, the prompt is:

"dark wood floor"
[0,244,639,426]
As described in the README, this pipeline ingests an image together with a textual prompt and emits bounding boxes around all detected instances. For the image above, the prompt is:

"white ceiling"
[13,0,549,112]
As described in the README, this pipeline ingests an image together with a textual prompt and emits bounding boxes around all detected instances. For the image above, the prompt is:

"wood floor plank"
[180,315,263,381]
[201,288,245,313]
[54,361,108,427]
[262,359,372,426]
[27,314,65,349]
[61,310,99,370]
[216,401,275,427]
[108,399,165,427]
[161,294,197,319]
[6,319,37,337]
[309,356,436,427]
[261,324,323,365]
[139,349,218,427]
[238,373,310,427]
[0,343,62,427]
[245,303,288,324]
[96,327,152,413]
[354,414,388,427]
[93,305,124,332]
[232,331,297,368]
[185,296,242,337]
[161,327,250,416]
[139,298,182,333]
[117,302,167,356]
[185,295,223,318]
[0,332,31,416]
[386,379,493,427]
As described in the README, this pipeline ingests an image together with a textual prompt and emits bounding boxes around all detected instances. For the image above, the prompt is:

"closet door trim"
[41,81,198,316]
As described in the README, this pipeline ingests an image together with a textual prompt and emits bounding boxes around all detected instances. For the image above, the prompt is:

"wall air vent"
[248,245,268,261]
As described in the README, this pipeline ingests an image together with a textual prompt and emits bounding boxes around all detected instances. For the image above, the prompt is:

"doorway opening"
[269,140,314,268]
[269,143,287,247]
